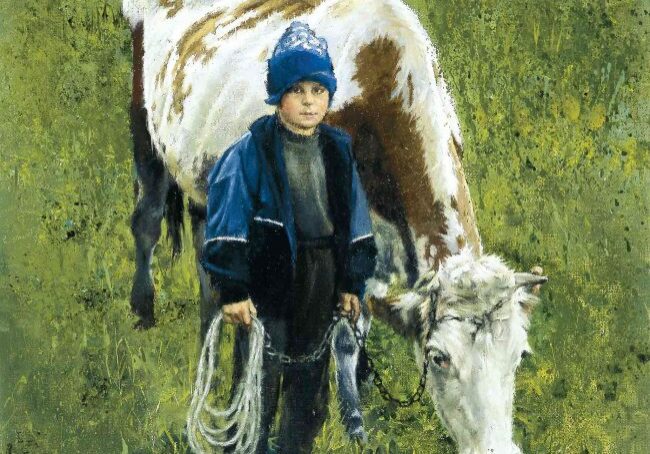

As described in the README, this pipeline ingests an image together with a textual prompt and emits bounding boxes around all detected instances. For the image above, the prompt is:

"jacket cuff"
[342,236,377,299]
[339,281,365,300]
[210,275,249,306]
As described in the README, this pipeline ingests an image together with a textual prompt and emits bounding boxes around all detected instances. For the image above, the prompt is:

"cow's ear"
[366,279,425,340]
[514,269,547,316]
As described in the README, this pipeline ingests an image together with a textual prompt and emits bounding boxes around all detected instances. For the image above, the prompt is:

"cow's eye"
[431,352,451,369]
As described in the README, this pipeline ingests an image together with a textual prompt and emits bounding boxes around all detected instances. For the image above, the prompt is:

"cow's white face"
[411,251,546,454]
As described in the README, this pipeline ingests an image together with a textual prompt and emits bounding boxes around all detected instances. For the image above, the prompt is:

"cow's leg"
[188,201,219,341]
[332,302,371,443]
[128,22,159,329]
[129,105,170,328]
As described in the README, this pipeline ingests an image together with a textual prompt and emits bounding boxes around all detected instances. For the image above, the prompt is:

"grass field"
[0,0,648,452]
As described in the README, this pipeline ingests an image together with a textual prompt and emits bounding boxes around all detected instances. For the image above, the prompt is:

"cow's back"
[132,1,458,203]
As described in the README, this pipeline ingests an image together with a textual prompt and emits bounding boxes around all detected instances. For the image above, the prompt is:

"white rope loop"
[187,313,264,454]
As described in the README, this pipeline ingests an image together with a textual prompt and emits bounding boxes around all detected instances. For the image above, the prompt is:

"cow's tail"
[121,0,158,28]
[165,179,185,260]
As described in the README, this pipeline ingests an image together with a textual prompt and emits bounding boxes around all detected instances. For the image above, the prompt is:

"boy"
[201,22,377,453]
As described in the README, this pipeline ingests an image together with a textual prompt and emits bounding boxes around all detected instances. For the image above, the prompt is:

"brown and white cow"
[122,1,546,452]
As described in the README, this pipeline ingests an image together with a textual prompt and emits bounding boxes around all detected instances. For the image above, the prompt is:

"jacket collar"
[248,114,348,154]
[248,114,351,263]
[249,115,297,261]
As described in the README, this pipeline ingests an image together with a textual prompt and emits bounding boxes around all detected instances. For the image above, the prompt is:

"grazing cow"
[122,0,547,451]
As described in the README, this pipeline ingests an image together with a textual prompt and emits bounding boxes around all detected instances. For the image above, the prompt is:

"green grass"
[0,0,648,452]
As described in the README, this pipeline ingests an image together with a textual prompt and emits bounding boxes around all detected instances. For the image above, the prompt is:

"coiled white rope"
[187,312,264,454]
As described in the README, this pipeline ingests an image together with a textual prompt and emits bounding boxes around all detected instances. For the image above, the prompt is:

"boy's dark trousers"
[226,242,338,454]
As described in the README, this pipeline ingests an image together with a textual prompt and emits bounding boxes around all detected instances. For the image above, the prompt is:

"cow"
[121,0,547,452]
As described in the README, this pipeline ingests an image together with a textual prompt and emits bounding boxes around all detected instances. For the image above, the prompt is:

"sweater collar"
[277,120,321,145]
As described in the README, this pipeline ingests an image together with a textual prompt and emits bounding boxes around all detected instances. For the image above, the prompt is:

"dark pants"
[227,244,338,454]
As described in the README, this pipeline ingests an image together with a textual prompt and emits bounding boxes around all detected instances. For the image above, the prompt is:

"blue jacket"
[201,114,377,308]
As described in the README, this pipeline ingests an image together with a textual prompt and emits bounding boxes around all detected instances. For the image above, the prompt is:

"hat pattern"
[265,21,337,105]
[273,22,329,58]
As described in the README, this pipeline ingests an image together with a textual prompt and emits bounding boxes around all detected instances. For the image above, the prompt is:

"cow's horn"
[514,273,548,288]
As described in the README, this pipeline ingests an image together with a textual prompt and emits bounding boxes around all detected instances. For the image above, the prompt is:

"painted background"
[0,0,647,452]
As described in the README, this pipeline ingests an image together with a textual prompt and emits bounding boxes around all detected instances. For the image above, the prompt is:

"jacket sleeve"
[201,138,255,306]
[340,154,377,298]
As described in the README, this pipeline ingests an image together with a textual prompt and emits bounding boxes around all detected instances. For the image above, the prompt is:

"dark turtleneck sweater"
[279,123,334,240]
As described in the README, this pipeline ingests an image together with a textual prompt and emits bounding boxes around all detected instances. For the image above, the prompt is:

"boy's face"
[277,80,329,135]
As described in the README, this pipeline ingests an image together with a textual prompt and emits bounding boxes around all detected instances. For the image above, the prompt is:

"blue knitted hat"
[265,21,337,105]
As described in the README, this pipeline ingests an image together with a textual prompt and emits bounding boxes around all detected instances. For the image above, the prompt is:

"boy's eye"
[313,86,325,94]
[290,85,303,94]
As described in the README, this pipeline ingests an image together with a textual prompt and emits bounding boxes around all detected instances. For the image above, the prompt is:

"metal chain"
[262,312,430,407]
[350,320,430,408]
[263,313,342,365]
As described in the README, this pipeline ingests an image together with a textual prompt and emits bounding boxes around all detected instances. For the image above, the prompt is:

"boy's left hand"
[338,292,361,323]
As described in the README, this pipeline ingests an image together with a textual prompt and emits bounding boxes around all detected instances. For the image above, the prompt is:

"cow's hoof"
[350,427,368,445]
[131,282,155,327]
[131,305,155,329]
[133,315,156,330]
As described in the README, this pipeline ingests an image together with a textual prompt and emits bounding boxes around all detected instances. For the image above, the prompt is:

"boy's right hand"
[222,299,257,329]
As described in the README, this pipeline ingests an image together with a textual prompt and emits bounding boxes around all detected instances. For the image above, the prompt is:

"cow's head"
[368,249,547,453]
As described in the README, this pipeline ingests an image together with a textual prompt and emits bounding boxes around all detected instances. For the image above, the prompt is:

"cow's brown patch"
[131,23,145,108]
[155,49,173,89]
[169,1,319,119]
[232,0,321,18]
[448,137,481,252]
[170,10,226,118]
[246,1,320,28]
[328,37,451,267]
[228,0,319,35]
[159,0,183,18]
